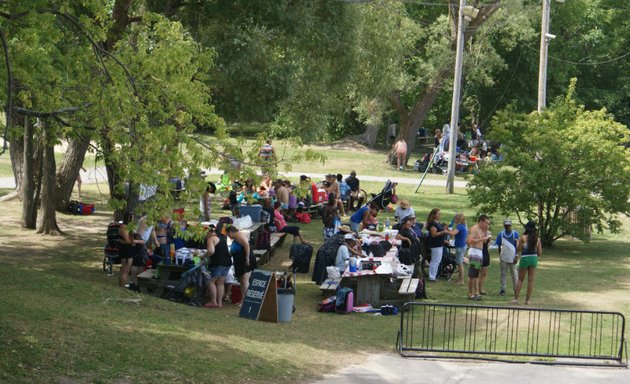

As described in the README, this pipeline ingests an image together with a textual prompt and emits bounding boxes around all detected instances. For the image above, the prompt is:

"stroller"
[103,222,122,276]
[420,244,458,281]
[168,262,210,305]
[367,180,397,210]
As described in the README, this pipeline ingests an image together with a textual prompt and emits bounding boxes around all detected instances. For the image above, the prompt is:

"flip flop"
[203,303,221,309]
[479,290,487,295]
[510,299,519,305]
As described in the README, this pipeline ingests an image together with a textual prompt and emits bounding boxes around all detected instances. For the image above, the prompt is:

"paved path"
[0,167,467,189]
[315,353,629,384]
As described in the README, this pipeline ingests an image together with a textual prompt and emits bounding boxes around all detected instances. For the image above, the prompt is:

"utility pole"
[537,0,552,112]
[446,0,466,194]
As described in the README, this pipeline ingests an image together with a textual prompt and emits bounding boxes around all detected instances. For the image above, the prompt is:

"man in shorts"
[467,214,491,301]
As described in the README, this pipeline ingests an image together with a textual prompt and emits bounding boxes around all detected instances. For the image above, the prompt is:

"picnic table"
[339,246,416,307]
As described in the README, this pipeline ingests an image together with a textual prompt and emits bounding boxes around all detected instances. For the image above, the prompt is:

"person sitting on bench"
[273,201,309,244]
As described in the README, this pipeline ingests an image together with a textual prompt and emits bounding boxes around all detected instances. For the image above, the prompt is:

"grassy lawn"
[1,161,629,383]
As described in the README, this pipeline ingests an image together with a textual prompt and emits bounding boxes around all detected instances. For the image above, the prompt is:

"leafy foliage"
[468,79,630,246]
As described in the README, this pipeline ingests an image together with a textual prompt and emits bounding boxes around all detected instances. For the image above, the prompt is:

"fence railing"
[397,302,627,367]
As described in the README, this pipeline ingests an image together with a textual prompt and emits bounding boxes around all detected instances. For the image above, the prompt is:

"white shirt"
[336,245,350,271]
[394,206,415,222]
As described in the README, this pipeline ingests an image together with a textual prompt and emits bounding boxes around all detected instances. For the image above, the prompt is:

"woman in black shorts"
[226,225,257,306]
[118,213,145,288]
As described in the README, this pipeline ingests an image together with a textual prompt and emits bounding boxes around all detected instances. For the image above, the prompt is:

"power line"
[523,43,630,66]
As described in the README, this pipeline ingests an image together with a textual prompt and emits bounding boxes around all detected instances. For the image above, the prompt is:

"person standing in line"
[426,208,455,282]
[394,138,408,171]
[466,215,491,300]
[452,213,468,286]
[512,221,542,305]
[202,224,232,308]
[495,219,519,296]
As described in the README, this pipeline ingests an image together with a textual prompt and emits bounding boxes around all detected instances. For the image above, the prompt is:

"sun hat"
[338,225,353,233]
[399,199,411,209]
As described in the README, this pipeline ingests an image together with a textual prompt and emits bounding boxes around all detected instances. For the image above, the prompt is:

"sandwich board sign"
[239,269,278,322]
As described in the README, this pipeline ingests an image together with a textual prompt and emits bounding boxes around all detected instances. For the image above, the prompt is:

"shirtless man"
[325,174,345,216]
[467,214,491,301]
[275,180,289,210]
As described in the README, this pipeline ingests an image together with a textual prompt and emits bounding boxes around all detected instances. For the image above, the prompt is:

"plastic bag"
[326,266,341,280]
[233,215,253,230]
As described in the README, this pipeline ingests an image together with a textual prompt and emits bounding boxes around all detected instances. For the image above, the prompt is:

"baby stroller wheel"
[103,256,113,276]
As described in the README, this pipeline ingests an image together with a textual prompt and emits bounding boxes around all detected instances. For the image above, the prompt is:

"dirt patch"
[310,138,384,153]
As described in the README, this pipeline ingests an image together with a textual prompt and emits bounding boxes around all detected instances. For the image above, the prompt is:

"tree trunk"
[21,116,37,229]
[9,133,23,195]
[37,121,62,235]
[55,137,89,211]
[388,3,501,164]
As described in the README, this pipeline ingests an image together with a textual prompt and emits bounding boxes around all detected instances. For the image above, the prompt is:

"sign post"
[239,270,278,322]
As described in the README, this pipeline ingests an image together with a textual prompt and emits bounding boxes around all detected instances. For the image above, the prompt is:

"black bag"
[289,243,313,273]
[398,248,414,265]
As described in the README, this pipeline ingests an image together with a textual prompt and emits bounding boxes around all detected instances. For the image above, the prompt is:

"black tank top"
[208,235,232,268]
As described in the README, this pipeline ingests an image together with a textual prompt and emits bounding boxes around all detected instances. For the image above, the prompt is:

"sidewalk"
[315,353,629,384]
[0,167,467,190]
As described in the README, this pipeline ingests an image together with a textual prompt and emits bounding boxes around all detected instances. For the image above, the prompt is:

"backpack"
[216,216,233,237]
[318,296,337,313]
[335,287,354,314]
[256,225,271,250]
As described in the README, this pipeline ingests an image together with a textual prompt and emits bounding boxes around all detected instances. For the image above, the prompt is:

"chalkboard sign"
[239,270,278,322]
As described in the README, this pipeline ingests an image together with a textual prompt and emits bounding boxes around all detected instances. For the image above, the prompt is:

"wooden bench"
[136,264,187,298]
[398,277,419,303]
[319,278,341,296]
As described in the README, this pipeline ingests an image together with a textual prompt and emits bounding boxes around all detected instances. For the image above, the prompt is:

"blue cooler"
[239,204,263,222]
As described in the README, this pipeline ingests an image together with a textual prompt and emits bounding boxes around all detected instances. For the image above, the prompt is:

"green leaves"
[469,79,630,246]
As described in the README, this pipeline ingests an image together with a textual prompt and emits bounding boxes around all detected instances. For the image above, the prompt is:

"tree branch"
[388,91,408,118]
[13,103,90,118]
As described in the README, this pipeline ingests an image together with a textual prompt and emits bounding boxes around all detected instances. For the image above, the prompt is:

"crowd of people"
[116,161,541,307]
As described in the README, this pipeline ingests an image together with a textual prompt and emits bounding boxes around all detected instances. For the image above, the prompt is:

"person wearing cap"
[512,221,542,305]
[394,199,415,224]
[335,233,357,272]
[495,219,519,296]
[202,225,232,308]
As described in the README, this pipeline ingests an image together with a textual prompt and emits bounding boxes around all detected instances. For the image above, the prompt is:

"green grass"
[1,151,629,383]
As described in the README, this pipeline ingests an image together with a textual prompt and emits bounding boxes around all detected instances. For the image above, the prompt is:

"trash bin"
[277,288,295,322]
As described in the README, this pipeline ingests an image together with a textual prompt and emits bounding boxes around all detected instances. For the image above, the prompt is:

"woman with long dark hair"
[425,208,455,281]
[511,221,542,305]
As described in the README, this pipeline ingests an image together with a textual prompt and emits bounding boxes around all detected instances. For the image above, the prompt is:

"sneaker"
[399,166,404,171]
[499,290,505,296]
[473,295,482,301]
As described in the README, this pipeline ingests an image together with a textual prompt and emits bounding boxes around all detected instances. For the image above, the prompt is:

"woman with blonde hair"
[452,213,468,285]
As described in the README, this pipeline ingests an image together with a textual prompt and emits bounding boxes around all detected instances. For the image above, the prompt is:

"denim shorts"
[455,247,466,265]
[209,265,230,278]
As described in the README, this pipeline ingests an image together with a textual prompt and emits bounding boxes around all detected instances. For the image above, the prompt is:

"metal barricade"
[397,302,627,367]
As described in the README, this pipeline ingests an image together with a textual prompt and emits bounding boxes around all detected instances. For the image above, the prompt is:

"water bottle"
[349,256,357,272]
[385,217,390,230]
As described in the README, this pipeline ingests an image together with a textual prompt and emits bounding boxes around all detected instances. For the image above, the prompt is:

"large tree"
[468,79,630,246]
